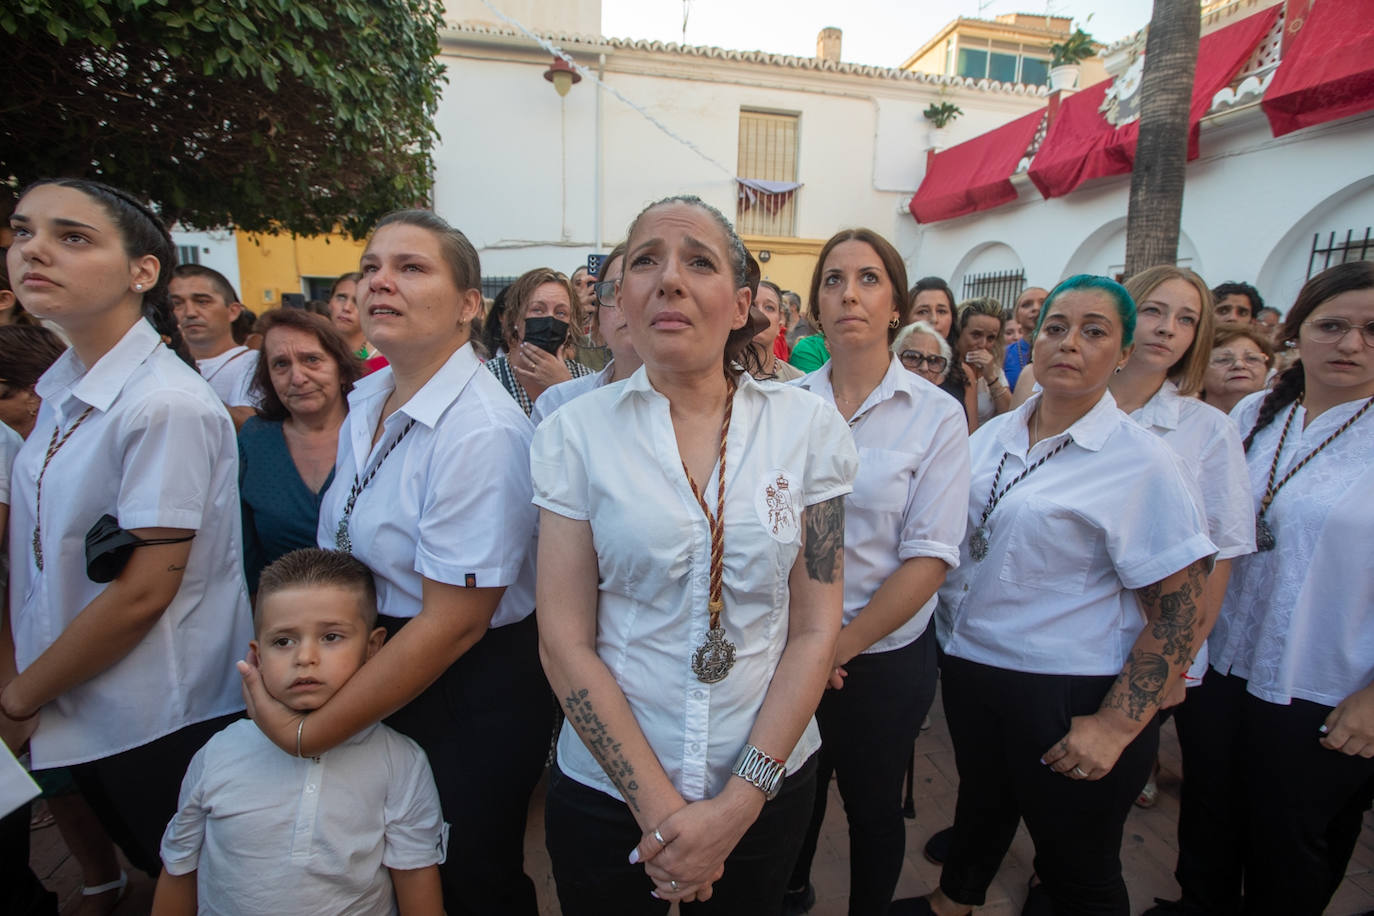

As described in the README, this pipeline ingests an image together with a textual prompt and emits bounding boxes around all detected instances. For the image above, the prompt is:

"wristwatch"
[732,744,787,800]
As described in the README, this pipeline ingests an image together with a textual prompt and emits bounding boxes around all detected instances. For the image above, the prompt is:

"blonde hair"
[1123,266,1214,396]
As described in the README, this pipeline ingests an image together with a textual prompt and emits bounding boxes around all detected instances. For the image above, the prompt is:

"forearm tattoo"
[563,687,641,812]
[803,496,844,584]
[1103,560,1208,722]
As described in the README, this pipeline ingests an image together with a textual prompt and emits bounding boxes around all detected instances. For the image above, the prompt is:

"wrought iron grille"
[1308,227,1373,277]
[960,270,1025,311]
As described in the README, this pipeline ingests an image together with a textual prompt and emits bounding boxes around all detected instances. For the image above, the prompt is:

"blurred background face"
[264,325,342,419]
[956,313,1001,359]
[898,332,948,385]
[1204,337,1269,401]
[1215,292,1254,324]
[596,255,635,361]
[330,279,360,337]
[1015,287,1049,335]
[912,289,953,338]
[752,285,782,348]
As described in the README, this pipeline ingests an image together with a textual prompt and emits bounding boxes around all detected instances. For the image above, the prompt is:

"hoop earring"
[889,315,900,329]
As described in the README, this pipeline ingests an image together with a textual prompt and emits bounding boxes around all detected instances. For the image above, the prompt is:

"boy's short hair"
[256,549,379,632]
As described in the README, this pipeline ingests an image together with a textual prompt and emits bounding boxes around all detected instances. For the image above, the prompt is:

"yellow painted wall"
[235,231,369,310]
[742,235,825,300]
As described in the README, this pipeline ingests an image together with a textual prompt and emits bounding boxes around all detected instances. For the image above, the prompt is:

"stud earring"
[135,283,144,291]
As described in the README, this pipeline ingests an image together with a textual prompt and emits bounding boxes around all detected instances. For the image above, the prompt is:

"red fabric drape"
[1028,6,1281,199]
[908,108,1046,223]
[1263,0,1374,136]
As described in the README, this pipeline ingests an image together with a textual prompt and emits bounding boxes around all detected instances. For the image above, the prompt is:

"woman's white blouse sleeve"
[530,409,590,521]
[116,389,227,531]
[1103,454,1214,590]
[802,402,859,507]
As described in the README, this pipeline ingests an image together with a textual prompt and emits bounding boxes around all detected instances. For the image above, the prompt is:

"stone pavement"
[28,688,1374,914]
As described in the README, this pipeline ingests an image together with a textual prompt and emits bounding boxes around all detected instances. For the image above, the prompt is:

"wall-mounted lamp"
[543,57,582,97]
[758,250,772,262]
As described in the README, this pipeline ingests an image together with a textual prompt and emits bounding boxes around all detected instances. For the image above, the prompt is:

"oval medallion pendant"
[692,626,736,683]
[1255,515,1275,552]
[969,526,990,562]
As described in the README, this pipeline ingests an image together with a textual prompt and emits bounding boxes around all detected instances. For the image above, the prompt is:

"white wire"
[475,0,736,176]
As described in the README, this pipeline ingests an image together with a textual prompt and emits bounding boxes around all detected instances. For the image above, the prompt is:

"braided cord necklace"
[334,418,417,553]
[1255,395,1374,551]
[969,410,1072,562]
[32,405,96,571]
[684,381,736,684]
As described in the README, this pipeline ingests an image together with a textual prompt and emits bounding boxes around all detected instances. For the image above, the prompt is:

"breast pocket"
[849,447,911,512]
[997,496,1097,596]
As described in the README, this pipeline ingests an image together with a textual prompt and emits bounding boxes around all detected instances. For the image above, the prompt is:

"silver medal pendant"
[1255,515,1275,552]
[969,526,990,562]
[335,516,352,553]
[692,626,736,683]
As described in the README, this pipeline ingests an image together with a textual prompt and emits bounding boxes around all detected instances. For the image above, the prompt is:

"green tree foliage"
[1,0,447,237]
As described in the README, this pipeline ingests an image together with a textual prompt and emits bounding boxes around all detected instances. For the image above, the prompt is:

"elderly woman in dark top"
[239,308,362,591]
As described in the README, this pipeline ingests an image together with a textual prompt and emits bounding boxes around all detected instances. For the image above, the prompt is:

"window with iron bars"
[481,275,519,301]
[1308,227,1373,277]
[961,269,1025,311]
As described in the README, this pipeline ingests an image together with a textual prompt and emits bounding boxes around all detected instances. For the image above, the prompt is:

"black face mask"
[523,315,570,355]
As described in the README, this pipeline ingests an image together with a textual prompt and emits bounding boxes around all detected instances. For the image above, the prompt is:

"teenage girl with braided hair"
[1152,260,1374,916]
[1,179,251,877]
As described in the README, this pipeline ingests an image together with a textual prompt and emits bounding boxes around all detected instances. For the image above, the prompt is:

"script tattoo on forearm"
[803,495,844,584]
[563,687,641,812]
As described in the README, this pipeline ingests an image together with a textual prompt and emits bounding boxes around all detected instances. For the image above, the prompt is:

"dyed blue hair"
[1034,274,1137,347]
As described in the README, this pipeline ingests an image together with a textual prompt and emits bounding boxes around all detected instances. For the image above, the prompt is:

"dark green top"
[788,334,831,372]
[238,416,335,592]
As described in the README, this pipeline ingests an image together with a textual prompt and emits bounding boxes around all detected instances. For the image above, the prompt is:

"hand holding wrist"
[0,680,38,721]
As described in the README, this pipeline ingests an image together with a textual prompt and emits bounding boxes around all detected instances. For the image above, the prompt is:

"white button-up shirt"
[530,361,615,426]
[1210,393,1374,706]
[317,343,536,627]
[795,357,970,652]
[9,319,251,767]
[938,390,1216,676]
[161,719,444,916]
[196,345,260,408]
[531,369,858,801]
[1130,380,1255,685]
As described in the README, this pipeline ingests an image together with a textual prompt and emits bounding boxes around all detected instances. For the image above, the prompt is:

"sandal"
[1135,778,1159,807]
[82,869,128,903]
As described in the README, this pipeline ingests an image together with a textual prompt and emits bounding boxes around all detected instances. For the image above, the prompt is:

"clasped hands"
[628,784,762,903]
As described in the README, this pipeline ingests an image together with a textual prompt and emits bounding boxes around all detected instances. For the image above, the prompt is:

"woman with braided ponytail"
[1152,261,1374,916]
[1,179,250,877]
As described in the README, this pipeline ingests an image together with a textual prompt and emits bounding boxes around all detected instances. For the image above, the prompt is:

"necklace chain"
[1260,395,1374,517]
[681,382,735,630]
[968,408,1071,561]
[32,405,96,571]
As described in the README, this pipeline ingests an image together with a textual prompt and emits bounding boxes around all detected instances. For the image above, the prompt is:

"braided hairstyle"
[17,178,191,367]
[1241,261,1374,452]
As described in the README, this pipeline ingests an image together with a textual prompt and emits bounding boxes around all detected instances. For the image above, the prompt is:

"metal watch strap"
[732,744,786,800]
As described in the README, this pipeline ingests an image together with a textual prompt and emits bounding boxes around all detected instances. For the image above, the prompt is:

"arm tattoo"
[1140,560,1206,668]
[1103,650,1171,721]
[802,496,844,584]
[563,688,642,812]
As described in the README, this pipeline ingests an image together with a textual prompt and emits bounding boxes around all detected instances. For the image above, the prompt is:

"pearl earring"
[135,283,144,291]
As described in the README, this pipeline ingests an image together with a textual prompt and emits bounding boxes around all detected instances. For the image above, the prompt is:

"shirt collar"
[614,364,761,407]
[1131,379,1184,432]
[797,354,910,416]
[998,388,1121,456]
[35,318,161,415]
[347,343,481,430]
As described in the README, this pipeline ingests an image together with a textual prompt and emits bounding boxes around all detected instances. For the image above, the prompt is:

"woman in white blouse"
[236,209,548,914]
[894,275,1215,916]
[530,242,642,425]
[1153,261,1374,916]
[1,179,250,876]
[533,195,857,913]
[784,229,970,914]
[1110,266,1254,806]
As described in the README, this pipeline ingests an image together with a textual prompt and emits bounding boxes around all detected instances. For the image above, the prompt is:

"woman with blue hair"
[893,276,1216,916]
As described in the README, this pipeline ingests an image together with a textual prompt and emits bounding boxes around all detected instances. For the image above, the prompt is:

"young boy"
[152,549,445,915]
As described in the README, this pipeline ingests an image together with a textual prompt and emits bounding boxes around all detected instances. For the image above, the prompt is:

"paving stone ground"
[29,685,1374,914]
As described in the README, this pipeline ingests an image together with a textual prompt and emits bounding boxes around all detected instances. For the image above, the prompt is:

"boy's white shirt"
[161,719,445,916]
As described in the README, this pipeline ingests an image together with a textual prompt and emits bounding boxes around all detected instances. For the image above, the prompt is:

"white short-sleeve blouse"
[531,369,858,802]
[937,390,1216,676]
[1209,393,1374,706]
[795,357,970,653]
[317,343,536,627]
[529,362,614,427]
[9,319,251,767]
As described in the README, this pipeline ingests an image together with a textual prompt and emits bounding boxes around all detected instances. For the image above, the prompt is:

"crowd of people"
[0,177,1371,916]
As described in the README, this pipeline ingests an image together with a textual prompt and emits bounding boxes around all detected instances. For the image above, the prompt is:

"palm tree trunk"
[1124,0,1202,277]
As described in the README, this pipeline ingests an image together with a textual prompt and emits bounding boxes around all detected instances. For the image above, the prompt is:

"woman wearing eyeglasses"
[893,321,953,388]
[531,243,643,425]
[1152,261,1374,916]
[1199,325,1274,418]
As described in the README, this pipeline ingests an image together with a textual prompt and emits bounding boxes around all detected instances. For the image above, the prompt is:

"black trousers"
[0,802,58,916]
[545,756,818,916]
[938,655,1158,916]
[788,628,939,915]
[381,613,550,916]
[1172,668,1374,916]
[67,711,241,876]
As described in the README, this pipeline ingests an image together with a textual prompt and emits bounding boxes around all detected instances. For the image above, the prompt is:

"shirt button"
[305,784,317,794]
[690,743,700,753]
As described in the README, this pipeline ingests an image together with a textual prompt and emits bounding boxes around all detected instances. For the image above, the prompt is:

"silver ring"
[670,879,679,891]
[653,828,666,845]
[1072,765,1087,778]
